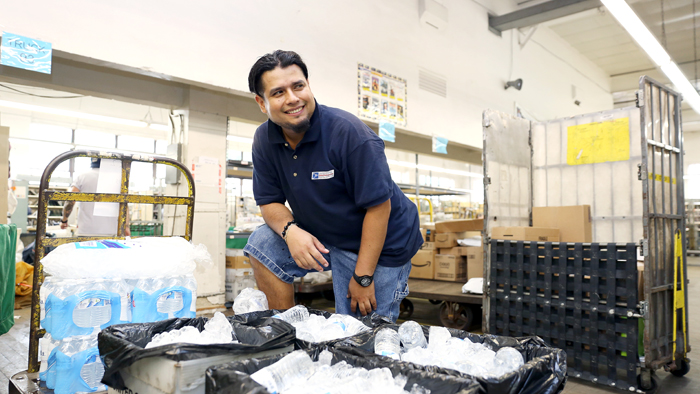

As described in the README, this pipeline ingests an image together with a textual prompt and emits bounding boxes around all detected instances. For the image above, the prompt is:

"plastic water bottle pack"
[251,350,430,394]
[129,275,197,323]
[40,277,131,340]
[375,322,525,378]
[39,334,106,394]
[271,305,370,343]
[145,312,238,348]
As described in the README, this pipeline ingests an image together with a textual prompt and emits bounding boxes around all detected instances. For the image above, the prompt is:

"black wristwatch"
[353,272,374,287]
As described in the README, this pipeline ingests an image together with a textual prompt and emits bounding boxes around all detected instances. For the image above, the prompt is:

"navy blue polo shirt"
[251,102,423,267]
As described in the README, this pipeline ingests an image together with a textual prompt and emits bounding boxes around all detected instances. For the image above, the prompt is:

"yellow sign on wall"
[567,118,630,165]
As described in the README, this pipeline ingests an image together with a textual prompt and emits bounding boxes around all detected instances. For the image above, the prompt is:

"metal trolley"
[9,150,196,394]
[482,76,690,392]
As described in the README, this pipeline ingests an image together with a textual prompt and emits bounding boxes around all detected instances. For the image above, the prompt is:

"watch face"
[360,277,371,287]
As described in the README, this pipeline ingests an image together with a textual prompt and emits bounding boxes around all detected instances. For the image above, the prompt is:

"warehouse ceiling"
[496,0,700,126]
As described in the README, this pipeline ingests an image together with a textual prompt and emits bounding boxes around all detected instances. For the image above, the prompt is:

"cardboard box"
[438,246,469,256]
[491,227,560,242]
[434,254,467,282]
[226,255,251,269]
[421,242,436,251]
[435,219,484,233]
[434,231,468,248]
[465,246,484,280]
[533,205,592,242]
[410,250,436,279]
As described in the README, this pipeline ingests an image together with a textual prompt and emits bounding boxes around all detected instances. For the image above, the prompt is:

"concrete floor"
[2,260,699,394]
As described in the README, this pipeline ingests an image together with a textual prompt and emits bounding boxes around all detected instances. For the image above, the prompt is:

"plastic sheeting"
[205,346,481,394]
[0,224,17,336]
[98,314,295,390]
[333,325,567,394]
[231,308,391,349]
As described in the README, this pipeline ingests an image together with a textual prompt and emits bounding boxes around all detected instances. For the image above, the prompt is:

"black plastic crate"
[488,240,639,391]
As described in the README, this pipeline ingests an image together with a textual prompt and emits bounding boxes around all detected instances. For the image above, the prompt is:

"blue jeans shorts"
[243,224,410,322]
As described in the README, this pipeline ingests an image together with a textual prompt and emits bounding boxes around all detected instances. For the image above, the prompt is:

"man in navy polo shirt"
[243,50,423,322]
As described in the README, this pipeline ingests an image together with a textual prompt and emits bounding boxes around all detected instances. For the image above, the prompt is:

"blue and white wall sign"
[378,121,396,143]
[1,32,52,74]
[432,136,448,154]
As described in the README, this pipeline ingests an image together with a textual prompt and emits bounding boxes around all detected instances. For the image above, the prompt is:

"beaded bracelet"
[282,220,297,241]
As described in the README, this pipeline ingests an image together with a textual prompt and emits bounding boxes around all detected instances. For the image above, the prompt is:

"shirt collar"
[267,99,322,145]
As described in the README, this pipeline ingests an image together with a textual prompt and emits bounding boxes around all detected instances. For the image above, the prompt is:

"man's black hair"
[90,158,101,168]
[248,50,308,97]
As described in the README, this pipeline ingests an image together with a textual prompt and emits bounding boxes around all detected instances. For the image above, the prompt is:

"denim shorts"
[243,224,411,322]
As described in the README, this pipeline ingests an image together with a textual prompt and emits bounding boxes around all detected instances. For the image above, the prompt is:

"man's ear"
[254,95,267,115]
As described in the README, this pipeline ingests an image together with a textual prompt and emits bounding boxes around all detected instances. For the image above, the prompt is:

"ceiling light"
[148,123,171,131]
[227,135,254,144]
[601,0,700,114]
[0,100,170,130]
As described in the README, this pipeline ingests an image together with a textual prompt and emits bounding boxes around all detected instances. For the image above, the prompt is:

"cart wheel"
[439,302,473,330]
[295,293,314,307]
[429,299,442,305]
[637,372,659,393]
[671,358,690,377]
[399,299,414,320]
[321,289,335,302]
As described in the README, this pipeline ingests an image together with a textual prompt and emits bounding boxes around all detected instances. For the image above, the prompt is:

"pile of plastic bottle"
[374,321,525,378]
[145,312,237,348]
[272,305,371,343]
[251,350,430,394]
[38,239,203,394]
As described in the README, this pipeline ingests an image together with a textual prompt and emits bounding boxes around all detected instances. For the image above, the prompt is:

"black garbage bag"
[330,325,567,394]
[205,345,481,394]
[98,315,295,390]
[231,308,391,349]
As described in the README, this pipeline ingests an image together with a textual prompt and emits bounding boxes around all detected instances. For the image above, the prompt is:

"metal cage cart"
[482,76,690,392]
[9,150,196,394]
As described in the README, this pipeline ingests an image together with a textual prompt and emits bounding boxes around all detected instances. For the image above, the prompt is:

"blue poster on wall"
[1,32,52,74]
[378,121,395,143]
[432,136,448,154]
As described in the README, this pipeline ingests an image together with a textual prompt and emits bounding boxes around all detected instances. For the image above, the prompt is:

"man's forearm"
[62,201,75,221]
[260,202,295,237]
[355,199,391,276]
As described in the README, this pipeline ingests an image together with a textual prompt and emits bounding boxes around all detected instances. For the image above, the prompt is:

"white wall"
[1,0,613,149]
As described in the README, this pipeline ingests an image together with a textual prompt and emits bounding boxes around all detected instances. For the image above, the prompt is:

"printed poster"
[358,63,407,127]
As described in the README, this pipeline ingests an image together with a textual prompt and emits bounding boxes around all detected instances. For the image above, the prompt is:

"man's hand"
[60,222,68,230]
[347,279,377,316]
[285,225,329,271]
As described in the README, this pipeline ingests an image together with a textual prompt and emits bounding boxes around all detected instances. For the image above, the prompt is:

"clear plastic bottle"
[250,350,316,393]
[374,328,401,360]
[272,305,310,324]
[38,333,57,376]
[398,321,427,350]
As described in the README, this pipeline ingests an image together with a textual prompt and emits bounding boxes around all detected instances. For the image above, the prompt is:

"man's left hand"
[347,280,377,316]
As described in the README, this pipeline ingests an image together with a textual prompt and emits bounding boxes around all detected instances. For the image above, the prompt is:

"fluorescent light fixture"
[148,123,171,131]
[387,159,483,178]
[227,135,254,144]
[601,0,700,114]
[0,99,170,130]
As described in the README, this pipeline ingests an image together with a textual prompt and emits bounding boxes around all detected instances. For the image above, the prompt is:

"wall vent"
[419,69,447,98]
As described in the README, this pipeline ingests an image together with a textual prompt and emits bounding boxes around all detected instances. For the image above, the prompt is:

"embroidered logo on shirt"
[311,170,334,180]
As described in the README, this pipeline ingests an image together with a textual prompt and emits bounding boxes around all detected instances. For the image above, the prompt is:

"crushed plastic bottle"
[398,321,427,350]
[396,322,524,379]
[253,351,430,394]
[232,288,269,315]
[145,312,237,348]
[374,328,401,361]
[273,305,310,324]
